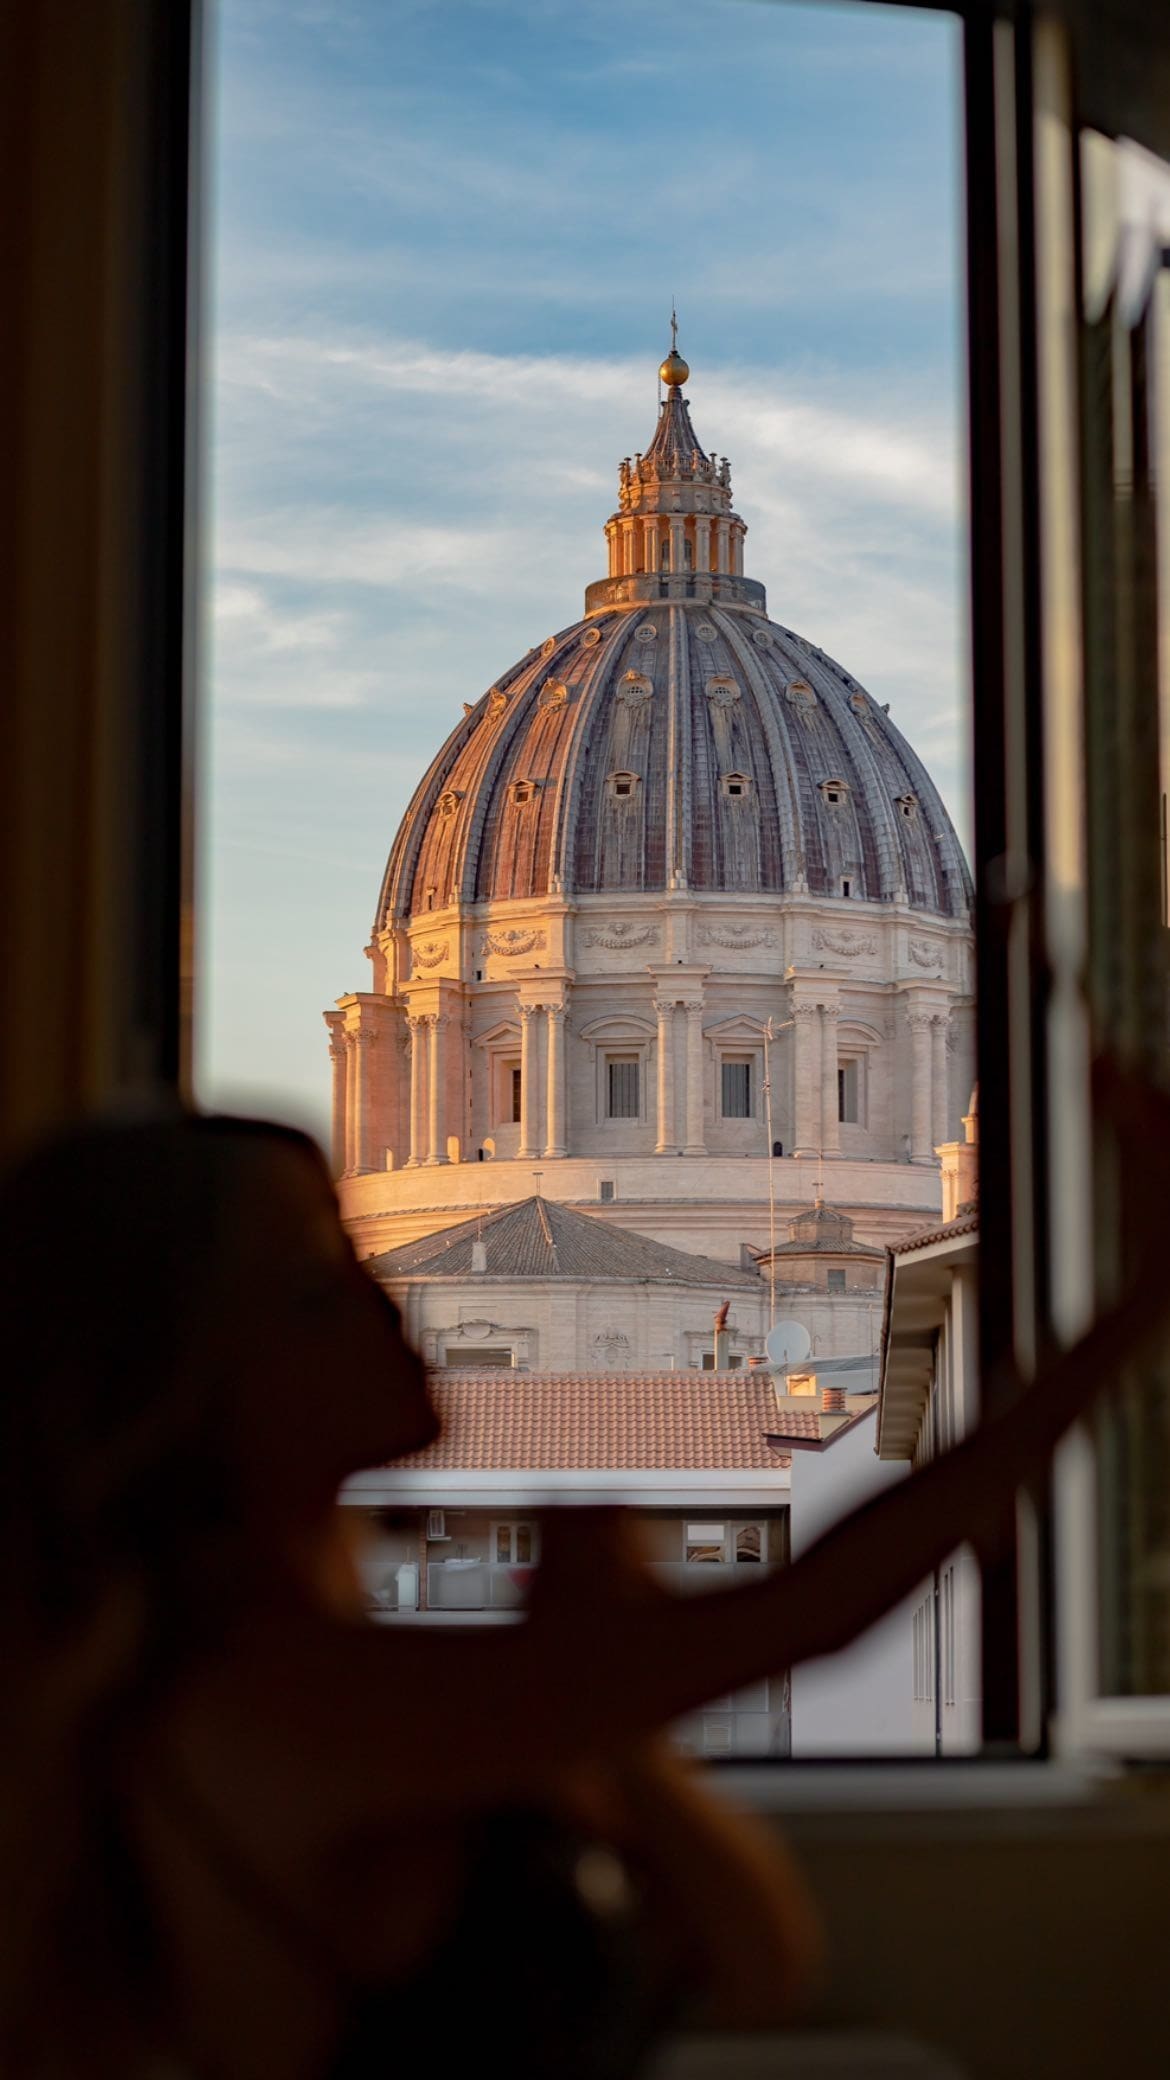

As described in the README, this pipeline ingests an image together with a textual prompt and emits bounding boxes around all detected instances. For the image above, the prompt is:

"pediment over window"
[704,1013,769,1043]
[578,1012,656,1045]
[474,1018,522,1050]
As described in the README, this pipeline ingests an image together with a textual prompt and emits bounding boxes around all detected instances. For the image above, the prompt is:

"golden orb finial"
[659,306,689,388]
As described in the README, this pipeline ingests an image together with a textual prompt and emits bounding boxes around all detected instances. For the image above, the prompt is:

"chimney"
[746,1353,769,1370]
[713,1300,730,1371]
[821,1385,846,1415]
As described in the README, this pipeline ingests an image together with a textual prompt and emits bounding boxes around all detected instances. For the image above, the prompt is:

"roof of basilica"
[369,1195,763,1289]
[377,337,972,928]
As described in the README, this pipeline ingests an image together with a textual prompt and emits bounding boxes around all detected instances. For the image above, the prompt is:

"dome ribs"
[717,614,804,893]
[378,605,971,920]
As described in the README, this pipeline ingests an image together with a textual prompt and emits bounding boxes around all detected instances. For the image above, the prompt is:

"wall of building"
[389,1275,770,1374]
[789,1410,931,1756]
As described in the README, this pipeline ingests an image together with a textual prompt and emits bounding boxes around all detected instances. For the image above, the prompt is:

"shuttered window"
[606,1056,639,1119]
[721,1058,752,1117]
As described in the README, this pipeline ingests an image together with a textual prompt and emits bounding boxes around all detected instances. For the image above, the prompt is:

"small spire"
[659,308,690,389]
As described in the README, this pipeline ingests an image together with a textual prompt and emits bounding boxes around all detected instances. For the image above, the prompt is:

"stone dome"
[377,356,971,930]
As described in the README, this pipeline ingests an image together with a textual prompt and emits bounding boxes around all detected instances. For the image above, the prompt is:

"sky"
[199,0,967,1145]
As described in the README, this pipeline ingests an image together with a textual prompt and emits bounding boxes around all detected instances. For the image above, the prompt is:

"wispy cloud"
[200,0,965,1129]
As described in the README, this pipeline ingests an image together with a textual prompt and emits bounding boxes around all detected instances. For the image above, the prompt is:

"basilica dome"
[378,357,971,929]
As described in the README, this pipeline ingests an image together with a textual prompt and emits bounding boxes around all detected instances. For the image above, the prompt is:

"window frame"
[31,0,1170,1773]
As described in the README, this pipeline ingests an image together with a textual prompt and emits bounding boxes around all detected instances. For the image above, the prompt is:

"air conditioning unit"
[426,1509,448,1541]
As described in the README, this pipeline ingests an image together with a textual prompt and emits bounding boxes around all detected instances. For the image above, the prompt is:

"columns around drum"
[407,1013,427,1166]
[931,1013,950,1148]
[791,1001,822,1157]
[683,998,706,1154]
[909,1011,935,1162]
[544,1005,567,1159]
[654,998,678,1153]
[819,1004,840,1158]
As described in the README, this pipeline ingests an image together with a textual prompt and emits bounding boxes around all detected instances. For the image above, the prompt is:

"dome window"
[508,780,538,807]
[607,771,641,800]
[820,777,849,806]
[437,789,462,817]
[897,793,918,820]
[721,772,751,800]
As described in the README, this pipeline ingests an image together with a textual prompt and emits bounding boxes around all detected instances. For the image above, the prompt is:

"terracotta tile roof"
[890,1210,980,1255]
[389,1371,797,1471]
[370,1197,762,1289]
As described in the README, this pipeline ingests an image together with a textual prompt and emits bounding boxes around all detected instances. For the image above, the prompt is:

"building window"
[444,1345,512,1369]
[735,1524,764,1563]
[493,1521,538,1564]
[608,770,640,800]
[685,1523,726,1563]
[827,1267,846,1293]
[701,1351,743,1370]
[599,1178,615,1202]
[838,1057,860,1123]
[508,780,534,806]
[606,1055,640,1119]
[510,1064,522,1123]
[721,771,751,799]
[721,1057,752,1118]
[841,876,852,897]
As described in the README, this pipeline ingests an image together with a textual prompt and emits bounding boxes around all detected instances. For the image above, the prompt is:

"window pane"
[721,1059,751,1117]
[607,1058,639,1119]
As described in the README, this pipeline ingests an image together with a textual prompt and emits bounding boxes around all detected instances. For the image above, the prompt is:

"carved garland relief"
[412,939,450,968]
[810,928,877,957]
[582,922,660,950]
[696,923,777,950]
[481,928,547,958]
[908,938,944,969]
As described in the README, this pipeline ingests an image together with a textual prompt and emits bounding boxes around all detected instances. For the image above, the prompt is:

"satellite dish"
[766,1318,812,1368]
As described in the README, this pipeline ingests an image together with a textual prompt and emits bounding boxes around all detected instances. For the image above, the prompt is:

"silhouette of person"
[0,1085,1162,2078]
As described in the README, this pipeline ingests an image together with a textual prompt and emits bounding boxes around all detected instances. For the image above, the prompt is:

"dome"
[377,340,970,927]
[380,601,970,921]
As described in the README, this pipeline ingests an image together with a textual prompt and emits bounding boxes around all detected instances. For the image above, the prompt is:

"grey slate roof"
[370,1196,763,1289]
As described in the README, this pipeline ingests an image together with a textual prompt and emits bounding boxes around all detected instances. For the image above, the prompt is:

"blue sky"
[199,0,967,1143]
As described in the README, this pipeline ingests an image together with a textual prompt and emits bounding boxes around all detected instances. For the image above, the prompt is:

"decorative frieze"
[810,927,877,958]
[696,923,777,950]
[480,927,547,958]
[538,678,568,710]
[582,921,659,950]
[412,939,450,968]
[695,622,717,643]
[908,937,944,969]
[634,622,657,643]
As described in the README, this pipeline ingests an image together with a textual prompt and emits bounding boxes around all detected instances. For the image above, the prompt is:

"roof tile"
[390,1370,798,1471]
